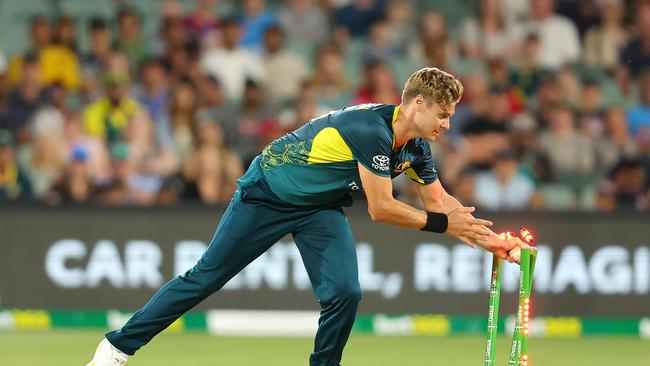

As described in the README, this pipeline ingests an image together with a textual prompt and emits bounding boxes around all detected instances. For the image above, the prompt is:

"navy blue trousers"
[107,161,361,366]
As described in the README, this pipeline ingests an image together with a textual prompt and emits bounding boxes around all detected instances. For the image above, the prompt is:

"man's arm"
[414,178,527,261]
[358,163,494,239]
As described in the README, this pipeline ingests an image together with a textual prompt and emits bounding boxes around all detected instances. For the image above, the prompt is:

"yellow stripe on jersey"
[391,106,399,149]
[405,167,425,184]
[307,127,354,164]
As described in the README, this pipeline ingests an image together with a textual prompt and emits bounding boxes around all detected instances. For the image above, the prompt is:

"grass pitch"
[0,330,648,365]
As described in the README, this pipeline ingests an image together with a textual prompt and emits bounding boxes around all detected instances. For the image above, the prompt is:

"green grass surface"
[0,330,648,365]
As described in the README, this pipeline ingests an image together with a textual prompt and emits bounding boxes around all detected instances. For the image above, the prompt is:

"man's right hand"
[473,234,530,261]
[445,206,494,246]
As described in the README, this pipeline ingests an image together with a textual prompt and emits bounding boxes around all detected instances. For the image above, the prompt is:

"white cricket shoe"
[86,338,128,366]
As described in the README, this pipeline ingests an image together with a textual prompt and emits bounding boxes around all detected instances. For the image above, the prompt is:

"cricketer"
[87,67,527,366]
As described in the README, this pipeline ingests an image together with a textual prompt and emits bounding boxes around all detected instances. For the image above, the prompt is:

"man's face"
[412,97,454,142]
[107,85,125,103]
[532,0,554,20]
[90,28,110,51]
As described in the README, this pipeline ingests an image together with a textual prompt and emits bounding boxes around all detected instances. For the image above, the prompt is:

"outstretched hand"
[474,234,531,263]
[445,207,494,247]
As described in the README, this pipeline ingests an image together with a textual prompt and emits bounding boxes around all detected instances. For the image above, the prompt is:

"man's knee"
[325,282,361,306]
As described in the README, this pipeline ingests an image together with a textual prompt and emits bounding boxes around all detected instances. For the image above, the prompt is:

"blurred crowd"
[0,0,648,211]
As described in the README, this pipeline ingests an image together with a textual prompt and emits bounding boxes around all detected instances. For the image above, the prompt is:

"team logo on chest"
[372,155,390,171]
[394,161,411,173]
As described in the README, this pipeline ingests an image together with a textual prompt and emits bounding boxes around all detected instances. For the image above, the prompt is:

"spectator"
[352,61,401,105]
[460,0,518,60]
[530,71,563,127]
[47,145,98,205]
[181,119,243,203]
[422,35,455,73]
[83,71,142,145]
[262,25,310,107]
[182,0,220,43]
[135,58,174,149]
[125,112,178,178]
[507,113,541,177]
[584,0,628,71]
[113,7,151,74]
[597,158,648,210]
[0,129,32,201]
[595,106,637,174]
[576,77,604,137]
[159,14,199,86]
[618,2,650,93]
[38,20,81,90]
[159,17,190,62]
[194,74,239,148]
[537,103,596,182]
[97,142,133,205]
[510,33,543,99]
[409,11,451,65]
[334,0,386,38]
[487,58,510,87]
[200,18,266,101]
[383,0,415,56]
[80,18,113,102]
[461,84,512,169]
[6,56,44,145]
[309,43,352,109]
[54,14,78,52]
[232,79,277,164]
[556,0,600,40]
[277,0,330,47]
[557,67,584,109]
[6,15,51,88]
[451,72,490,137]
[6,15,81,90]
[239,0,278,51]
[169,82,199,163]
[474,149,535,210]
[63,112,112,184]
[363,19,400,62]
[98,112,177,206]
[627,69,650,136]
[524,0,581,69]
[453,168,477,206]
[163,43,198,87]
[24,84,71,198]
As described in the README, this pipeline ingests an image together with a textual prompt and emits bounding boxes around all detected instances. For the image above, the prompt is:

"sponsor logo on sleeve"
[372,155,390,171]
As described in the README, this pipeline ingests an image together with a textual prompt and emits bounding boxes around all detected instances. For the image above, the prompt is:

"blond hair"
[401,67,463,110]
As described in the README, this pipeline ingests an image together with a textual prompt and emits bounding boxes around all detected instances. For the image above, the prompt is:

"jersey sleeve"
[336,109,393,177]
[406,140,438,185]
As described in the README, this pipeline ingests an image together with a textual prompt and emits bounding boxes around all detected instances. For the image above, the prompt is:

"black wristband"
[420,211,448,233]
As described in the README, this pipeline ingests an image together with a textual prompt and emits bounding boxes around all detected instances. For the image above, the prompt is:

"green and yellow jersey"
[256,103,438,206]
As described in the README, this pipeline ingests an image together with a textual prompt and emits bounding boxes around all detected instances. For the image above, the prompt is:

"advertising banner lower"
[0,206,648,316]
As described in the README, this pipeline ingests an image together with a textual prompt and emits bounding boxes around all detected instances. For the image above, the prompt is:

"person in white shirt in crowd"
[523,0,581,69]
[200,17,266,101]
[261,24,310,108]
[460,0,519,61]
[474,148,535,210]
